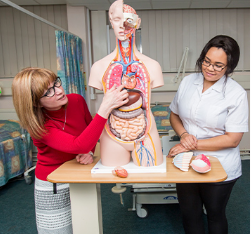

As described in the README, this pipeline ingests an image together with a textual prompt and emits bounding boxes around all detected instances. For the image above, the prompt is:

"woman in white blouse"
[168,35,249,234]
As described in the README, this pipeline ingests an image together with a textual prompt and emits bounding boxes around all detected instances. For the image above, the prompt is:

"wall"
[0,5,68,109]
[90,8,250,150]
[66,5,92,106]
[138,8,250,72]
[0,6,249,150]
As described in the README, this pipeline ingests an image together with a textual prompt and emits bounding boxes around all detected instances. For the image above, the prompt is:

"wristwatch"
[89,151,94,157]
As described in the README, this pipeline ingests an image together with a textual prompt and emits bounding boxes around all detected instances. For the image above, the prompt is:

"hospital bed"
[0,117,33,186]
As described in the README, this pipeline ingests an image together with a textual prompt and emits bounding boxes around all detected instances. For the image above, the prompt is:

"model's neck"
[118,36,133,64]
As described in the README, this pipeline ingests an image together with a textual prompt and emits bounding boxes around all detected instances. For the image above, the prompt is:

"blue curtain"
[55,30,86,99]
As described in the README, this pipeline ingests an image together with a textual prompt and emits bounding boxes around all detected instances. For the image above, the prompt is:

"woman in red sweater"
[12,67,128,234]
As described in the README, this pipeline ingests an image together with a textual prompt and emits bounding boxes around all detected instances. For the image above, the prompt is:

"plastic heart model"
[190,154,211,173]
[112,166,128,178]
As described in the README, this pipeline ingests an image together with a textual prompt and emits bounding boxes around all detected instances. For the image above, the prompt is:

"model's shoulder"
[91,51,117,71]
[138,53,160,67]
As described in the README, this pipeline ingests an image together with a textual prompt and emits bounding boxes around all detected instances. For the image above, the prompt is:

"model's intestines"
[104,61,150,142]
[109,112,146,141]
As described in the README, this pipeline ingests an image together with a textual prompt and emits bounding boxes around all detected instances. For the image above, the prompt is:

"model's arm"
[88,61,104,90]
[147,60,164,89]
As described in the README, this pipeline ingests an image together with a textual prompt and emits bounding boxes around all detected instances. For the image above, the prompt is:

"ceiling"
[0,0,249,10]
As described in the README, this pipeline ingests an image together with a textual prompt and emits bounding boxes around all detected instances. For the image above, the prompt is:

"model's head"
[196,35,240,79]
[109,0,141,41]
[12,67,65,139]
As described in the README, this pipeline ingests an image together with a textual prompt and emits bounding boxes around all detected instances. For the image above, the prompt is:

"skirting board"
[91,155,167,174]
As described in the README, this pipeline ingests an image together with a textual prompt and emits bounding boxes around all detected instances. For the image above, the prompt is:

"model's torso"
[101,43,155,143]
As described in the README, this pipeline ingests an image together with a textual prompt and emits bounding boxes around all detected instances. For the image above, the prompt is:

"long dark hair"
[196,35,240,78]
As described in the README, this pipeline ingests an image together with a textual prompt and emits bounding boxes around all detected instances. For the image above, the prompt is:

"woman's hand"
[76,153,94,165]
[98,85,129,118]
[180,133,197,150]
[167,143,189,158]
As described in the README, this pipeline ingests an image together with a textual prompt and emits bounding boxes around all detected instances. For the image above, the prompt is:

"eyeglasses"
[41,77,62,98]
[202,59,227,72]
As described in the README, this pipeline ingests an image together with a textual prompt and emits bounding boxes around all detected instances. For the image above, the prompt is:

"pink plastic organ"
[190,154,211,173]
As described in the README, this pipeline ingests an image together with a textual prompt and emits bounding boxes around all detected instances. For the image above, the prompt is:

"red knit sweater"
[32,94,107,181]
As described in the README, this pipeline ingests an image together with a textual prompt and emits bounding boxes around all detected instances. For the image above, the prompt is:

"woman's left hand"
[76,153,94,165]
[180,133,197,150]
[167,143,189,158]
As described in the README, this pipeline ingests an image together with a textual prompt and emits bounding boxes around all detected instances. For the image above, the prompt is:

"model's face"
[111,4,126,41]
[202,47,227,83]
[123,13,138,39]
[110,4,138,41]
[39,81,68,111]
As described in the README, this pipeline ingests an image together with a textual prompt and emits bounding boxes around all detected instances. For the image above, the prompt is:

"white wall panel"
[140,11,150,56]
[13,9,25,71]
[0,9,11,76]
[162,10,170,72]
[0,5,68,78]
[91,11,108,63]
[0,5,68,122]
[26,6,38,68]
[156,11,163,67]
[136,8,250,72]
[243,10,250,70]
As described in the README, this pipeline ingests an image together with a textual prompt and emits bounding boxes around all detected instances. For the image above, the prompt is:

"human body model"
[12,68,128,233]
[89,0,164,167]
[168,35,248,234]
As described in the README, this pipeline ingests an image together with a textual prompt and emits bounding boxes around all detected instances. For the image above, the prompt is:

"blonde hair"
[12,67,57,139]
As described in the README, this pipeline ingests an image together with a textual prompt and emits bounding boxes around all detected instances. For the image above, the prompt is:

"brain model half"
[190,154,211,173]
[172,152,193,171]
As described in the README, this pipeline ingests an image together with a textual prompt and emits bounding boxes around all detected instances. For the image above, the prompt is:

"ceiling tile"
[191,0,229,1]
[80,3,111,10]
[35,0,67,4]
[151,0,190,1]
[125,0,150,2]
[123,1,152,9]
[8,0,39,5]
[190,1,230,8]
[67,0,110,4]
[152,1,190,9]
[228,1,250,8]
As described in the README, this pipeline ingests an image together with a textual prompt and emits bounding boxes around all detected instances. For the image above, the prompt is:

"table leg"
[69,183,103,234]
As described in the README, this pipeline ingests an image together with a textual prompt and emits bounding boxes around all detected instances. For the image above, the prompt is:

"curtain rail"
[0,0,79,38]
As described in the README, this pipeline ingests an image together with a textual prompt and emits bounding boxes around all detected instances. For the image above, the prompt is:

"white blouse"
[170,73,249,181]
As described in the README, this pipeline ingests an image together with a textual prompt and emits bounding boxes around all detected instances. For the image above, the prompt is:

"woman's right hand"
[167,143,189,157]
[180,133,197,150]
[98,85,129,119]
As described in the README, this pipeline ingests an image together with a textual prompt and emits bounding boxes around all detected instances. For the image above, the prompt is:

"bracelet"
[89,151,94,156]
[180,132,188,138]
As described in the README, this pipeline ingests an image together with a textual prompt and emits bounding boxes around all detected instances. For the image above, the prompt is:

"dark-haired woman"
[168,35,248,234]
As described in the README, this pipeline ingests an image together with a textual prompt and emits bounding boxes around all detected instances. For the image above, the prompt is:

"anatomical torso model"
[89,0,164,167]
